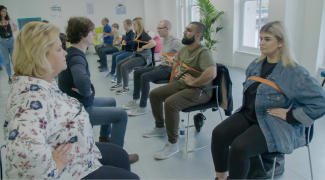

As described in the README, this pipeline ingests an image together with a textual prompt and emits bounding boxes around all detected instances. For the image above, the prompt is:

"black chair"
[182,68,225,152]
[269,124,314,180]
[0,145,6,180]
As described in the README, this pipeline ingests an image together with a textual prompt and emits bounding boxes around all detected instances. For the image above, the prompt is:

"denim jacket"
[236,58,325,154]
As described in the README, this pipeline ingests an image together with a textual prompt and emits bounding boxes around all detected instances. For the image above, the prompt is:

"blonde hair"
[257,21,297,67]
[133,17,145,40]
[13,22,60,78]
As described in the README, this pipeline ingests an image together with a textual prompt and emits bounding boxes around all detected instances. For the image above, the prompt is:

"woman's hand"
[180,73,197,86]
[71,88,93,95]
[137,47,143,52]
[52,143,75,175]
[267,108,290,120]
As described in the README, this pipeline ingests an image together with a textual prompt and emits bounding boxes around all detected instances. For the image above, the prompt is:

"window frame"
[239,0,268,54]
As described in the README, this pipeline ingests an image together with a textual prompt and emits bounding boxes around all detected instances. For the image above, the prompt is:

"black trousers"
[133,66,171,107]
[82,142,139,179]
[211,112,268,179]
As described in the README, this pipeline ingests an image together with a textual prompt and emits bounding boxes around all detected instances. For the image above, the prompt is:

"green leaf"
[18,120,27,121]
[56,134,60,140]
[17,125,20,131]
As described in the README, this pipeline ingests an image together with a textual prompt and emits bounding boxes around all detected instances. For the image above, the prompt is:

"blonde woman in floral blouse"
[3,22,139,179]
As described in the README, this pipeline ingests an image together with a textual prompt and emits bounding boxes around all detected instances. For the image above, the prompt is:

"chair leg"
[0,145,6,180]
[271,156,277,180]
[186,113,190,152]
[216,88,223,121]
[322,78,325,87]
[307,127,314,180]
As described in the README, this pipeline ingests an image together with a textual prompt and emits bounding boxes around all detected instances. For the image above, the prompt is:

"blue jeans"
[84,97,128,148]
[99,46,119,68]
[0,37,14,77]
[110,51,133,74]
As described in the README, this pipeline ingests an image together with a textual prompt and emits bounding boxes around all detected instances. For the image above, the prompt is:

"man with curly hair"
[58,17,139,164]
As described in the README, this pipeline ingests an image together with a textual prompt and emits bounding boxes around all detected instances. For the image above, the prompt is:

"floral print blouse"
[3,76,102,179]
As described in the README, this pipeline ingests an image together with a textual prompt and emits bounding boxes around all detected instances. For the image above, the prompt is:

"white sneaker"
[127,107,148,116]
[142,127,167,137]
[122,100,139,110]
[154,142,179,160]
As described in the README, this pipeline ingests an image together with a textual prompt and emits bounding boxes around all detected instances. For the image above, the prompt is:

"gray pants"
[149,82,211,143]
[116,56,146,87]
[95,43,112,55]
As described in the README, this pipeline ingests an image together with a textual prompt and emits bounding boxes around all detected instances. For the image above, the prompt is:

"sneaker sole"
[153,149,180,160]
[111,81,117,83]
[122,106,138,110]
[142,133,167,138]
[110,87,121,90]
[127,111,148,116]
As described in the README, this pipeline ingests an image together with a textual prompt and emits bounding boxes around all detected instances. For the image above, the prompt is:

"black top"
[132,31,152,51]
[241,60,300,125]
[58,47,95,107]
[0,21,13,38]
[242,60,277,124]
[122,29,135,52]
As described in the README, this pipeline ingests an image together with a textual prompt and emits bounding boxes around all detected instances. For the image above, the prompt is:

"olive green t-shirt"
[177,44,216,97]
[113,31,121,49]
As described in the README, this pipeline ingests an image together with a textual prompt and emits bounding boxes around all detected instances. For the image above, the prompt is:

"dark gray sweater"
[58,47,95,107]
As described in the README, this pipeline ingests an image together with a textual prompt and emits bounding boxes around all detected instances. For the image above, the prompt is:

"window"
[240,0,269,50]
[176,0,201,38]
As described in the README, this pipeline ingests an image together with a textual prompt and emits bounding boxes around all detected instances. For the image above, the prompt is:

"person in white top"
[3,21,139,180]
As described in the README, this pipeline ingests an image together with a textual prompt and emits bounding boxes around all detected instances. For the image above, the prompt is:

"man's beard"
[182,35,195,45]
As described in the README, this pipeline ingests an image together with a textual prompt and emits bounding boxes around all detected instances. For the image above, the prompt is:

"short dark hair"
[111,23,119,30]
[123,19,132,26]
[190,22,206,41]
[0,5,10,20]
[103,17,109,23]
[59,33,67,50]
[66,17,95,44]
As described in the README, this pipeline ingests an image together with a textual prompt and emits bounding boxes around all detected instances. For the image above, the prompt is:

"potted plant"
[196,0,224,51]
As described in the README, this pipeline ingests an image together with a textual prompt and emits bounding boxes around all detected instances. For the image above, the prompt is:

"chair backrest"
[211,64,225,104]
[151,46,156,66]
[306,124,314,144]
[94,27,104,44]
[0,145,7,180]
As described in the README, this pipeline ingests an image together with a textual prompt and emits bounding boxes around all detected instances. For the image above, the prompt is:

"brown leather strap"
[161,51,178,66]
[247,76,285,94]
[169,62,202,83]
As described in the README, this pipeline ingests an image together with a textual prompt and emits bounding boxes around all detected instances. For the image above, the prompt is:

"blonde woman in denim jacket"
[211,21,325,180]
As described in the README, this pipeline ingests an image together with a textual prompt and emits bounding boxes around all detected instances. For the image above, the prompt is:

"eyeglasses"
[157,27,167,30]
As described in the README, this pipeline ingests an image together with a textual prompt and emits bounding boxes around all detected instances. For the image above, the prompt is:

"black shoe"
[8,77,12,84]
[97,59,101,62]
[99,67,108,72]
[98,65,104,69]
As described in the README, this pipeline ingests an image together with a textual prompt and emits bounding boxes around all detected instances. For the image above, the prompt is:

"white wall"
[143,0,178,38]
[3,0,144,36]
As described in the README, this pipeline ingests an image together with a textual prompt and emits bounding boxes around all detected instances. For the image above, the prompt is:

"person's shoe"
[97,59,101,62]
[127,107,148,116]
[99,137,111,143]
[116,88,129,95]
[122,100,139,110]
[129,154,139,164]
[142,127,167,137]
[8,77,12,84]
[110,84,122,90]
[105,72,115,78]
[99,67,108,72]
[153,142,179,160]
[98,65,104,69]
[111,75,117,83]
[0,66,2,70]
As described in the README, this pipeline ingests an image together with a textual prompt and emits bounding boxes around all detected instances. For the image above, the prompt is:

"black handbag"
[246,153,285,179]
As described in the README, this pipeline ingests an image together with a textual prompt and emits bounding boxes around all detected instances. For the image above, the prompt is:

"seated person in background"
[211,21,325,180]
[4,21,139,180]
[59,32,68,50]
[58,17,139,163]
[110,17,156,94]
[144,22,216,159]
[98,23,122,72]
[41,20,49,23]
[105,19,135,82]
[122,20,183,116]
[95,17,114,57]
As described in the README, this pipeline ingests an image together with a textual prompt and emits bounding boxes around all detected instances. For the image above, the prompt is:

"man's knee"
[149,88,160,100]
